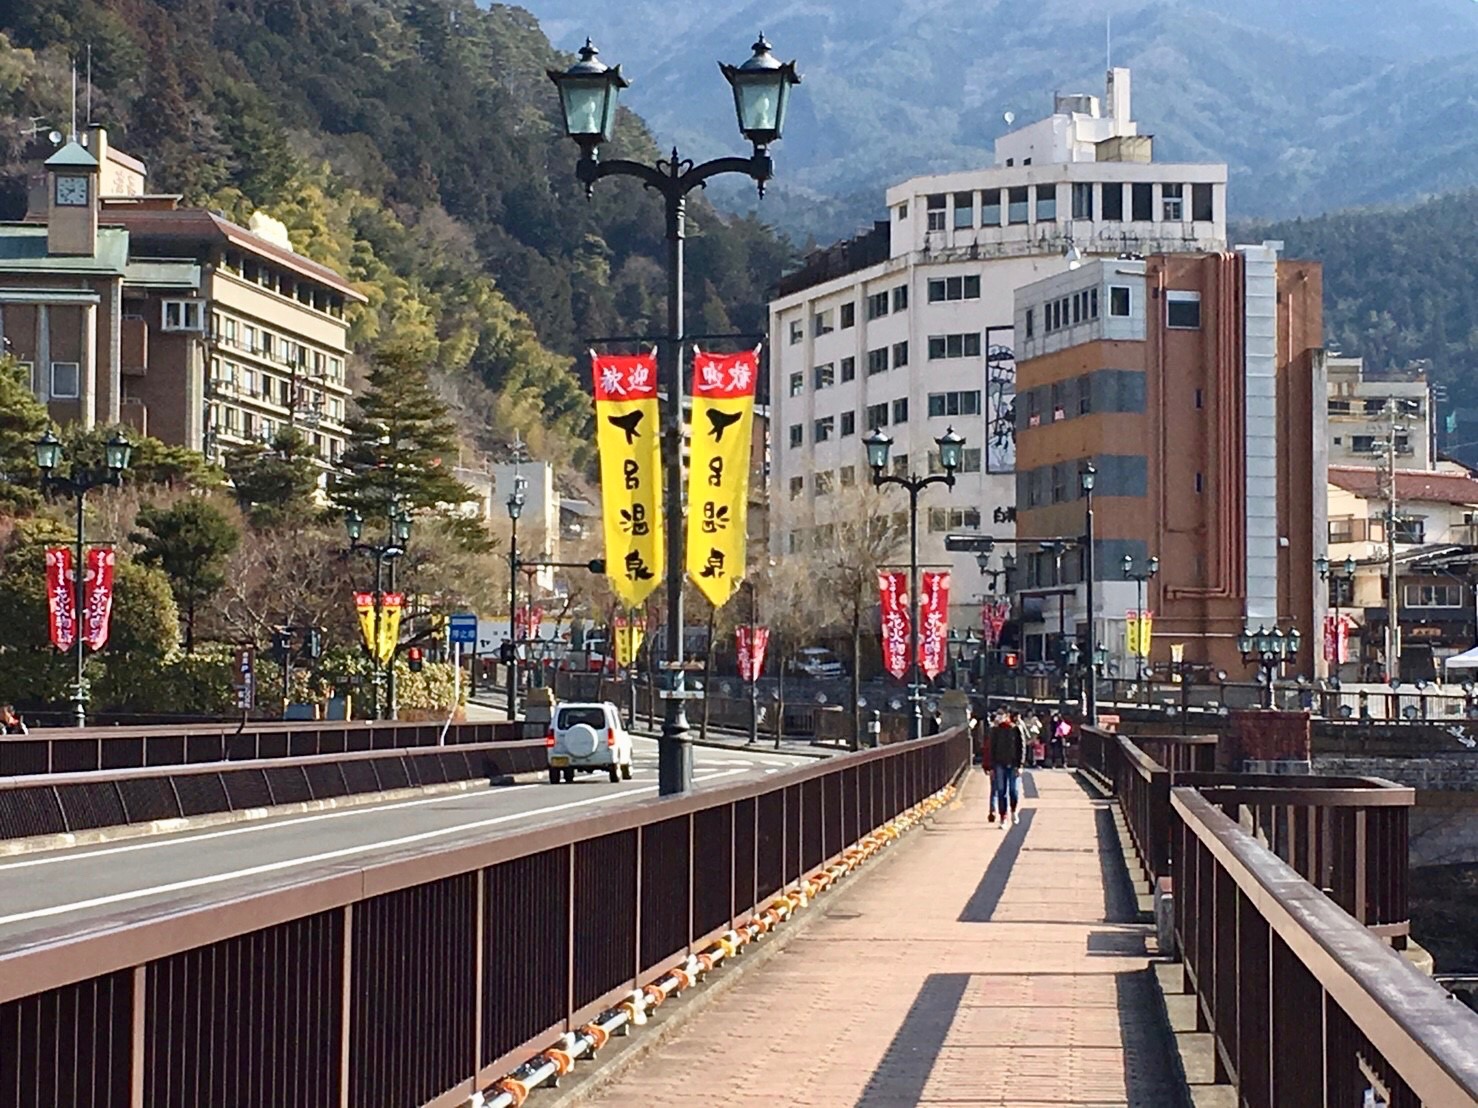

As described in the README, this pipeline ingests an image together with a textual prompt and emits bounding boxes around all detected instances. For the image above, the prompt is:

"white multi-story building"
[767,68,1227,620]
[1326,356,1434,471]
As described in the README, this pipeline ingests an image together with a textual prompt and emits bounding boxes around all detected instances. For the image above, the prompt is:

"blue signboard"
[449,613,478,644]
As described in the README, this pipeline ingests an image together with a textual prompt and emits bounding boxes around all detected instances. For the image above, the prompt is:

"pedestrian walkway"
[589,768,1187,1107]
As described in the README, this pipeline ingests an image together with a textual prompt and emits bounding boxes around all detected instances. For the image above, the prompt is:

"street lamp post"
[743,578,760,746]
[976,549,1014,703]
[506,474,527,720]
[864,426,965,740]
[550,36,800,797]
[1238,624,1302,709]
[1080,462,1098,723]
[35,428,133,728]
[345,504,412,721]
[1316,554,1357,678]
[1122,553,1159,688]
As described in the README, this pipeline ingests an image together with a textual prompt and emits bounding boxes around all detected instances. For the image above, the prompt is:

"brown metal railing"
[0,729,971,1108]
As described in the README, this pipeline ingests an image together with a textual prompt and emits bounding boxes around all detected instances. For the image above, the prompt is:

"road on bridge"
[0,736,809,956]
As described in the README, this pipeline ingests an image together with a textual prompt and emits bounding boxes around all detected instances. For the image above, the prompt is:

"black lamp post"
[976,549,1014,700]
[506,473,527,721]
[550,36,800,797]
[35,428,132,728]
[1316,553,1357,677]
[1122,553,1159,686]
[865,425,965,740]
[1238,624,1302,709]
[1040,539,1072,707]
[345,503,411,721]
[1080,462,1098,724]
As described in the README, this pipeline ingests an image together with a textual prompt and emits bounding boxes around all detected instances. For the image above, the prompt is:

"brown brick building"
[1010,244,1326,679]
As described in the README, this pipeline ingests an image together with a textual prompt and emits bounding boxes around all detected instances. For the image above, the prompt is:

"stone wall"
[1313,753,1478,867]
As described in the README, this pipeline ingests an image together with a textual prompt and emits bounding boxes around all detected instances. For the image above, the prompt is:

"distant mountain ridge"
[514,0,1478,241]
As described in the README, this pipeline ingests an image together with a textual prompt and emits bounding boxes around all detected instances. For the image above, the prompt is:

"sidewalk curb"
[530,773,970,1107]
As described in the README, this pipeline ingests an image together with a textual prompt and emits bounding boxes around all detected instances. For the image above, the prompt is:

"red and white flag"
[878,571,911,679]
[1322,614,1350,664]
[736,625,770,682]
[918,571,951,679]
[45,546,76,652]
[981,600,1010,646]
[83,546,116,651]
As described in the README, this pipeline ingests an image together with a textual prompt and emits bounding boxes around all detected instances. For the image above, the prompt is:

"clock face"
[54,175,90,207]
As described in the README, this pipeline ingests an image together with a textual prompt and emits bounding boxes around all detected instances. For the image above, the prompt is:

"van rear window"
[557,707,607,729]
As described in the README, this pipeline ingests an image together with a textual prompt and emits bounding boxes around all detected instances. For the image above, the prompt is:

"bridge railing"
[0,729,971,1108]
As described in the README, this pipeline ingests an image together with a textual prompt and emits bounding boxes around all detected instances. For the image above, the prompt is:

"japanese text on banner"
[355,592,404,665]
[736,625,770,683]
[83,547,116,651]
[685,347,760,607]
[878,571,911,679]
[614,612,646,668]
[593,352,664,608]
[45,546,76,652]
[919,571,951,679]
[1125,609,1154,658]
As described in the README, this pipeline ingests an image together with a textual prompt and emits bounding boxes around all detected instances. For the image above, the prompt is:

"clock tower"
[45,139,100,257]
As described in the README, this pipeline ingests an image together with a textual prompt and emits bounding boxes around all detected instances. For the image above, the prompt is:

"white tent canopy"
[1443,645,1478,672]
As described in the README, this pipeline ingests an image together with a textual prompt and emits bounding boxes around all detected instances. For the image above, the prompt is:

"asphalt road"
[0,737,810,954]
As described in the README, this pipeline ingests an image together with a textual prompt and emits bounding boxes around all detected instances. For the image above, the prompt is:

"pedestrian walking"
[1048,711,1071,768]
[987,710,1025,827]
[0,704,27,735]
[1024,710,1045,767]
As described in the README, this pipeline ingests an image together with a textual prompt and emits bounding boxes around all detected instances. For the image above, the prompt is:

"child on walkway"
[987,711,1026,827]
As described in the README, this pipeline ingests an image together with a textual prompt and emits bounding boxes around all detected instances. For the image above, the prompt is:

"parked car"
[546,701,633,784]
[789,647,845,679]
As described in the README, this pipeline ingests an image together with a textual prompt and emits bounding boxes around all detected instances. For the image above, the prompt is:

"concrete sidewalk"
[587,768,1187,1107]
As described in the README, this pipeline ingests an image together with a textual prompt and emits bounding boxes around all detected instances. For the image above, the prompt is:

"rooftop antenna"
[69,60,77,141]
[1106,13,1112,72]
[86,44,92,127]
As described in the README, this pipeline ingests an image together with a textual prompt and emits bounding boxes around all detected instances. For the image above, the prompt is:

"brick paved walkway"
[589,769,1186,1107]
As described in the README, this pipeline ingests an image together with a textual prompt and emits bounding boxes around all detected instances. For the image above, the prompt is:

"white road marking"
[0,786,664,927]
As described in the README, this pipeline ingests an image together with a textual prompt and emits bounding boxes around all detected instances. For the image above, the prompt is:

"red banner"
[1322,614,1351,664]
[735,625,770,682]
[45,546,76,652]
[981,600,1010,646]
[878,571,911,679]
[83,546,116,651]
[515,605,544,639]
[919,571,951,679]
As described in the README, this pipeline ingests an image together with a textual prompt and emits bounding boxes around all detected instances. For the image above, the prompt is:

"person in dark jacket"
[987,711,1026,827]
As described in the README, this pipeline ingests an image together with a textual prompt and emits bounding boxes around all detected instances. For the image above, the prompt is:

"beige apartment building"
[0,127,364,473]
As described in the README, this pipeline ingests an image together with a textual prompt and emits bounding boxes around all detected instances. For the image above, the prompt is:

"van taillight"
[545,731,556,748]
[606,727,616,747]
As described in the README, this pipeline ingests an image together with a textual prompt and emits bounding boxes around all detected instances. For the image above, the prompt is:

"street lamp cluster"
[549,35,800,797]
[506,470,528,720]
[1122,553,1159,684]
[34,428,133,728]
[1238,625,1302,708]
[345,503,412,720]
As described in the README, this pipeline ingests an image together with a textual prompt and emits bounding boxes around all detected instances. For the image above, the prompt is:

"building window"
[1008,186,1029,224]
[1132,182,1153,221]
[789,371,804,397]
[841,411,856,437]
[953,191,975,229]
[1405,583,1463,608]
[813,470,834,497]
[1192,183,1214,222]
[813,310,834,337]
[961,447,982,473]
[927,507,982,532]
[162,299,205,332]
[19,362,36,395]
[892,285,908,312]
[840,302,856,329]
[840,356,856,382]
[897,202,908,220]
[1166,291,1201,329]
[1072,182,1094,220]
[866,402,889,430]
[1351,435,1377,454]
[49,361,79,399]
[789,320,803,345]
[892,454,909,478]
[865,291,889,320]
[1035,185,1057,222]
[840,464,856,487]
[1109,286,1132,317]
[892,341,909,368]
[1024,308,1034,339]
[927,390,982,417]
[1392,517,1425,544]
[1162,184,1184,221]
[814,415,835,442]
[1102,183,1124,221]
[892,397,909,424]
[927,333,982,359]
[789,476,804,499]
[981,189,1002,226]
[1195,472,1204,493]
[814,363,835,389]
[927,275,981,302]
[1089,288,1099,318]
[788,424,803,448]
[927,193,947,231]
[1078,376,1092,415]
[867,348,889,375]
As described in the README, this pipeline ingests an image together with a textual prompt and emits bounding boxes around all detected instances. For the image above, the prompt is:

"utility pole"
[1381,398,1407,683]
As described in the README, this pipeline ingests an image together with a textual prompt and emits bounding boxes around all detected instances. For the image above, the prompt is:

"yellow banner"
[685,347,759,607]
[613,612,645,668]
[593,352,664,608]
[355,591,403,665]
[1125,609,1154,659]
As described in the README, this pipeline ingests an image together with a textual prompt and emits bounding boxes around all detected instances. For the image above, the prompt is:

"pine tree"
[226,428,320,530]
[332,341,476,524]
[0,355,50,514]
[131,498,240,653]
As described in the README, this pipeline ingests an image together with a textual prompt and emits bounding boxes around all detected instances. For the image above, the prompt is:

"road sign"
[449,613,478,644]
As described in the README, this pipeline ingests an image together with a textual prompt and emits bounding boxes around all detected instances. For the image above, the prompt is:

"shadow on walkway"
[1116,968,1193,1107]
[956,809,1036,922]
[853,973,969,1108]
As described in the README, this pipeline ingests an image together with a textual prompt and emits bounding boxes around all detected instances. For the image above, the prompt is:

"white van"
[546,701,633,784]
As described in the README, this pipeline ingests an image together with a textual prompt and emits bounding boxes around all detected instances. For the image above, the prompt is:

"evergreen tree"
[226,428,320,530]
[333,341,476,523]
[131,498,240,653]
[0,355,49,514]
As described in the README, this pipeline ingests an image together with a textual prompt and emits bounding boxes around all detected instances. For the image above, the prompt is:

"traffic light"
[1003,651,1020,670]
[586,558,606,574]
[271,626,295,664]
[302,628,322,661]
[407,647,424,673]
[499,640,516,664]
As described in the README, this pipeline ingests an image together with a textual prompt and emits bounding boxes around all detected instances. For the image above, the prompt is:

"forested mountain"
[521,0,1478,243]
[0,0,796,470]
